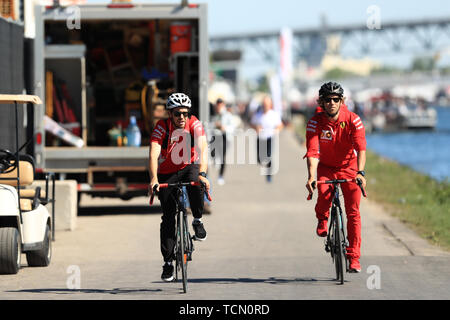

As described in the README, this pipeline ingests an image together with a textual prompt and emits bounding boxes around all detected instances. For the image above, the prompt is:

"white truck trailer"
[31,2,209,202]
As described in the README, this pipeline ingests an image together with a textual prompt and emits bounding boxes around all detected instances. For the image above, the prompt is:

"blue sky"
[87,0,450,36]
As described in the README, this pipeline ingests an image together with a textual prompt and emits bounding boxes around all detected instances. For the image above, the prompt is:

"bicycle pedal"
[324,240,330,252]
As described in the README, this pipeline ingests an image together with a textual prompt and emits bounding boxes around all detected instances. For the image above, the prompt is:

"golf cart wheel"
[26,224,52,267]
[0,227,21,274]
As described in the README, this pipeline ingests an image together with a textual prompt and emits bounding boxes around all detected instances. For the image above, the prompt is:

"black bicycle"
[308,178,366,284]
[150,181,211,293]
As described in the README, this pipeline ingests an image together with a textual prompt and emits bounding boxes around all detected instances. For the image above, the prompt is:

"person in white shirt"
[211,98,235,185]
[251,95,284,182]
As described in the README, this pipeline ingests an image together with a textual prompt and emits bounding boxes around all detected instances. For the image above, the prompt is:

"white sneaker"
[217,177,225,185]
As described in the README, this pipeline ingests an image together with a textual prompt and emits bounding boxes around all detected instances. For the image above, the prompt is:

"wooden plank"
[0,94,42,105]
[87,166,147,172]
[46,71,54,117]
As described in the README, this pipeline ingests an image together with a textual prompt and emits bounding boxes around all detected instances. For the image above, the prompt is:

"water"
[366,106,450,182]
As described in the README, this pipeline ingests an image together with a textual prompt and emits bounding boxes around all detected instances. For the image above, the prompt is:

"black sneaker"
[161,263,174,282]
[192,221,207,241]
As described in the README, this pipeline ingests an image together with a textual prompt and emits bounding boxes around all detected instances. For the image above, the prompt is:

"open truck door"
[31,2,209,204]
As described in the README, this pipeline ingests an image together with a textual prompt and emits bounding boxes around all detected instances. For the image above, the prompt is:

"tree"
[323,67,359,79]
[411,56,435,72]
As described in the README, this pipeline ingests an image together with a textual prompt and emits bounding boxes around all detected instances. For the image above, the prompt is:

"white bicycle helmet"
[166,93,192,110]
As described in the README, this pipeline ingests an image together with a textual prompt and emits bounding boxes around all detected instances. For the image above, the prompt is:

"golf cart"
[0,94,55,274]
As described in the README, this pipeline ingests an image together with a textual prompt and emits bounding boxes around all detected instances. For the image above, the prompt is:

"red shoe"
[349,259,361,273]
[316,219,328,237]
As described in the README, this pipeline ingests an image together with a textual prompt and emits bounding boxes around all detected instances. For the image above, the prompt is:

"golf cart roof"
[0,94,42,105]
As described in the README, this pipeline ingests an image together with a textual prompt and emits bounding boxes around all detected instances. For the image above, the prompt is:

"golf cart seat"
[0,154,44,211]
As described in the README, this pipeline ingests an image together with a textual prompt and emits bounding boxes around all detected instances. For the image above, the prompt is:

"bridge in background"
[210,17,450,69]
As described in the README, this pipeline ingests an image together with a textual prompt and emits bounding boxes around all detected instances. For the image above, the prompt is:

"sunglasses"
[323,97,341,103]
[173,111,190,118]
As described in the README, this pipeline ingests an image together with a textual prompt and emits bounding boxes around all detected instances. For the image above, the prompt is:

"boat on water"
[398,105,437,129]
[363,94,437,132]
[369,104,437,131]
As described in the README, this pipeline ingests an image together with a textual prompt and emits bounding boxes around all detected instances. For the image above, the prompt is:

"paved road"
[1,128,449,300]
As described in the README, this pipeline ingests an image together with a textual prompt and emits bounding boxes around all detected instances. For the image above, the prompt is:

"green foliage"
[365,151,450,250]
[323,67,359,79]
[410,56,436,72]
[370,65,404,75]
[433,181,450,205]
[255,75,270,93]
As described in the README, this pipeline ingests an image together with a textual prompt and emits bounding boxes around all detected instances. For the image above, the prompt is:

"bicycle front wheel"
[334,213,346,284]
[180,216,188,293]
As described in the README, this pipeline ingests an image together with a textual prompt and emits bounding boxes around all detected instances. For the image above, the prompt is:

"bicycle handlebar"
[149,181,212,205]
[306,178,367,201]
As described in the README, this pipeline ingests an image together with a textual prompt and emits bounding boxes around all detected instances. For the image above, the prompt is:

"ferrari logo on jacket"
[320,130,333,141]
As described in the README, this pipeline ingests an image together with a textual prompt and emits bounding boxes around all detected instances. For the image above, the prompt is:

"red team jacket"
[151,115,205,174]
[305,105,366,170]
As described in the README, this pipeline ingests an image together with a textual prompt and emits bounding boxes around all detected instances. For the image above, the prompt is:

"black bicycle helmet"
[166,93,192,110]
[319,82,344,98]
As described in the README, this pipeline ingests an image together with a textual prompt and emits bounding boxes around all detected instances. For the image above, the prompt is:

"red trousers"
[315,164,362,260]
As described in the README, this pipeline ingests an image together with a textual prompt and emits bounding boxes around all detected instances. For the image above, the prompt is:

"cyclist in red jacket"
[149,93,210,281]
[304,82,367,273]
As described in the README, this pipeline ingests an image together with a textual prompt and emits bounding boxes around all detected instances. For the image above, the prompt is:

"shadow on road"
[154,277,338,285]
[8,278,342,297]
[78,205,163,216]
[7,287,163,295]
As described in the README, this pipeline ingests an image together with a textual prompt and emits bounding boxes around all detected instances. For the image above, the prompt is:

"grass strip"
[365,150,450,250]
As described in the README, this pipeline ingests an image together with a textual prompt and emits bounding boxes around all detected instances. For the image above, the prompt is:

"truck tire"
[0,227,21,274]
[26,224,52,267]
